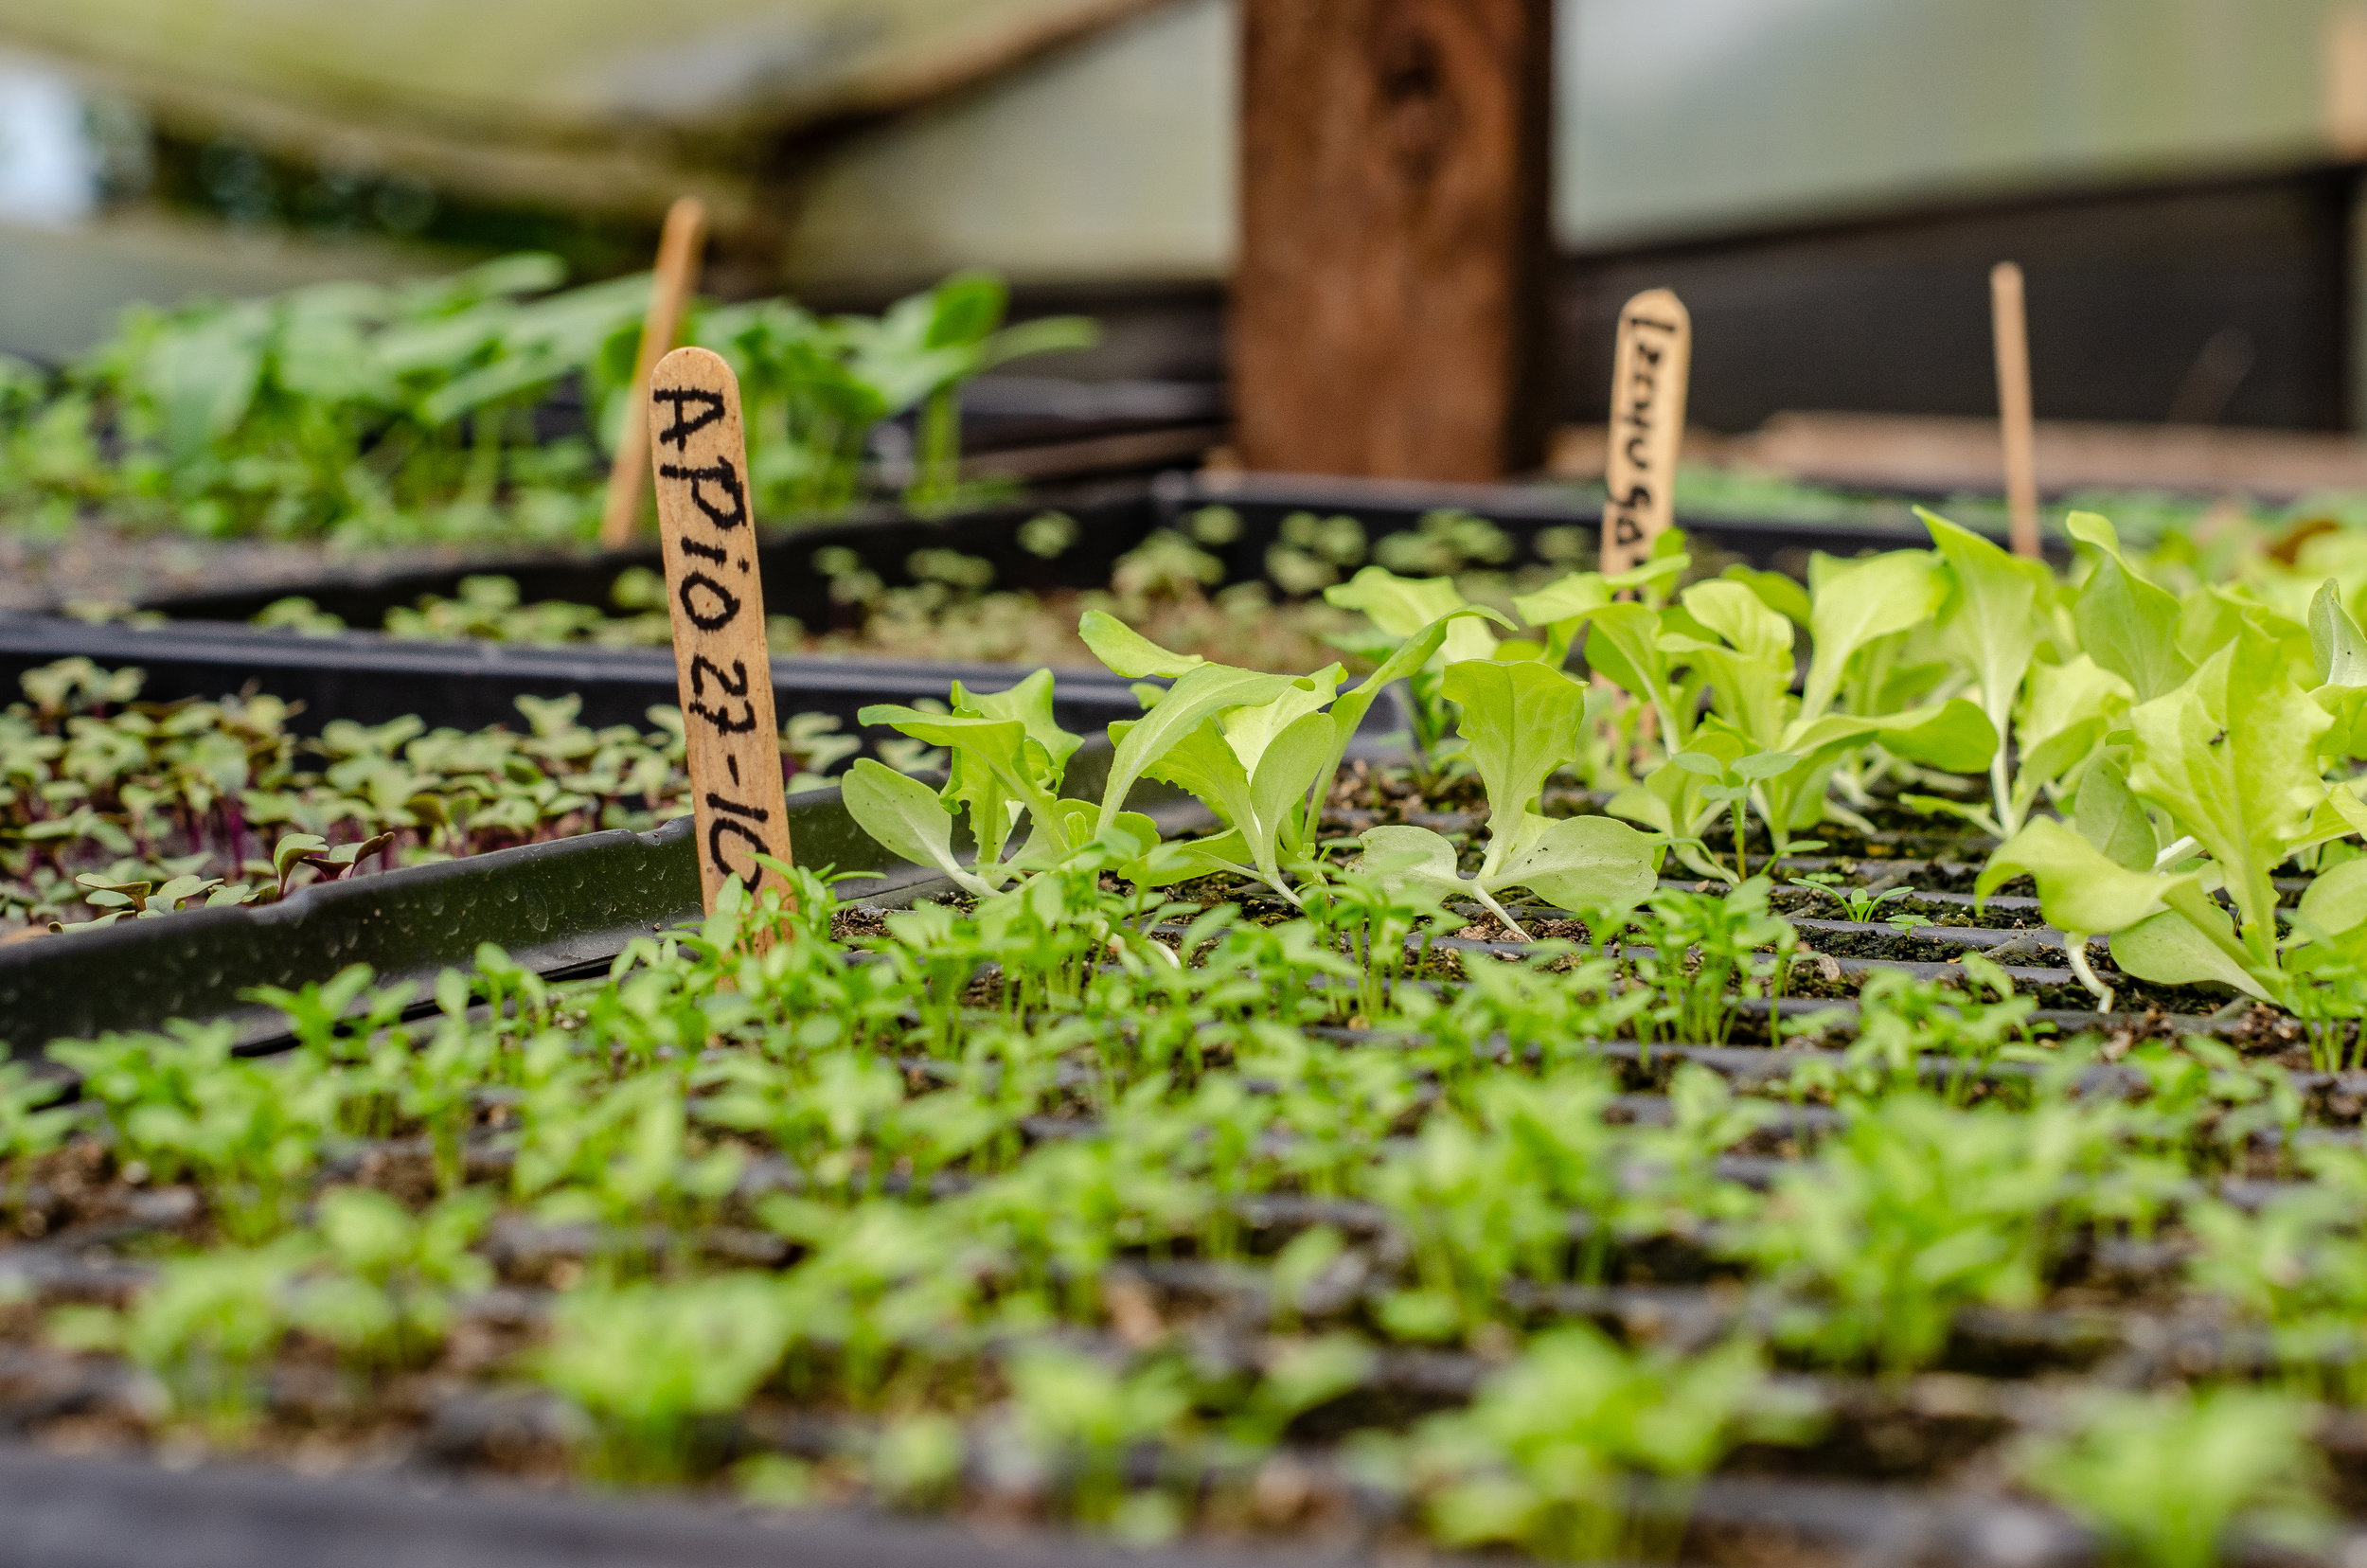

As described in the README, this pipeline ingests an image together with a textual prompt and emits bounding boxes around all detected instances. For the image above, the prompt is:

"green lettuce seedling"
[1079,605,1507,901]
[845,668,1089,897]
[1359,660,1661,937]
[1508,553,1689,667]
[1913,511,2058,836]
[1796,548,1948,725]
[1323,567,1511,766]
[1982,629,2366,1007]
[1127,668,1345,903]
[2067,511,2193,703]
[1605,561,1996,872]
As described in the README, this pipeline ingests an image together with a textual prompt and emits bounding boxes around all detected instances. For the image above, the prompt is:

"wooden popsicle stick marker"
[600,196,709,549]
[1598,289,1692,578]
[648,347,793,925]
[1990,261,2041,560]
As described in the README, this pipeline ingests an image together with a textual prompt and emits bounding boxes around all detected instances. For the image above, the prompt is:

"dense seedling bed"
[0,656,886,937]
[0,824,2360,1568]
[240,503,1543,673]
[0,255,1086,555]
[9,505,2367,1565]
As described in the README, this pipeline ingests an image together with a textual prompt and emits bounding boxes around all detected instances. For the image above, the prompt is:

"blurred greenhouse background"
[3,0,2367,426]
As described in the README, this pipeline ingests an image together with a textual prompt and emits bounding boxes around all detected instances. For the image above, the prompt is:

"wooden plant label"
[647,346,793,920]
[600,196,708,549]
[1598,288,1692,578]
[1989,260,2042,559]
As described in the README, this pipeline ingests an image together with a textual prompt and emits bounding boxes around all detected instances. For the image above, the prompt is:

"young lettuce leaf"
[841,758,997,898]
[1138,680,1344,903]
[1277,605,1513,862]
[1798,549,1947,724]
[2127,633,2330,971]
[853,669,1082,884]
[1921,509,2055,836]
[1359,659,1659,935]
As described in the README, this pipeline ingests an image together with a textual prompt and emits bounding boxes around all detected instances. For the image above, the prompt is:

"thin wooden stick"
[600,196,708,550]
[1990,260,2041,559]
[648,346,793,931]
[1598,288,1691,578]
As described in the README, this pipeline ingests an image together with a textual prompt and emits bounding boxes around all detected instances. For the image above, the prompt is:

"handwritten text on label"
[1598,289,1692,579]
[647,347,793,920]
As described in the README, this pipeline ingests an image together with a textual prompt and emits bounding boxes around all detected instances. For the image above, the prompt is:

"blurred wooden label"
[648,346,793,918]
[1598,289,1692,577]
[600,196,707,549]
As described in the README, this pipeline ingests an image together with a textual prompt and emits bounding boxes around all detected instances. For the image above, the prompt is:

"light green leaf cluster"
[1359,660,1663,937]
[1982,527,2367,1007]
[847,668,1086,898]
[834,503,2367,1025]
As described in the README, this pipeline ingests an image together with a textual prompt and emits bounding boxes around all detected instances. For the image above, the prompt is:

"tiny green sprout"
[1674,745,1797,882]
[294,1187,493,1370]
[49,1240,313,1440]
[2016,1387,2328,1568]
[0,1061,75,1221]
[1223,1334,1372,1453]
[870,1413,967,1509]
[1007,1345,1193,1526]
[534,1274,794,1484]
[1789,876,1918,925]
[1409,1327,1810,1562]
[1735,1094,2074,1375]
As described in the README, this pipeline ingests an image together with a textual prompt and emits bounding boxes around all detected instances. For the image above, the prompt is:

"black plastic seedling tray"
[0,1437,2104,1568]
[0,615,1154,740]
[0,1441,1309,1568]
[1150,471,2078,575]
[1,775,2350,1568]
[127,472,2058,633]
[132,486,1163,630]
[0,747,1207,1054]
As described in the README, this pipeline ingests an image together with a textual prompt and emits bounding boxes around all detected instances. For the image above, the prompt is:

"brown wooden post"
[1232,0,1553,482]
[1990,261,2042,559]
